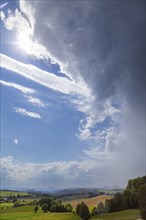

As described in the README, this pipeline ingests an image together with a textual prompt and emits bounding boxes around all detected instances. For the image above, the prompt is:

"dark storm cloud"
[20,1,145,108]
[18,0,146,184]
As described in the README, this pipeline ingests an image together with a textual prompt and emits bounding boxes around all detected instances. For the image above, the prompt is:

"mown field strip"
[91,209,140,220]
[66,195,112,208]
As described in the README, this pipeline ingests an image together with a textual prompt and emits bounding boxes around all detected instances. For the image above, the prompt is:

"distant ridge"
[1,185,123,194]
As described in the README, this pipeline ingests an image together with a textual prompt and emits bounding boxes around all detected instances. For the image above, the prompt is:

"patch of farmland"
[66,195,112,208]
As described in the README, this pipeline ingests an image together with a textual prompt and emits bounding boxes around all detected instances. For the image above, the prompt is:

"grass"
[0,203,13,208]
[91,209,141,220]
[0,190,29,197]
[0,205,81,220]
[0,205,35,213]
[0,204,141,220]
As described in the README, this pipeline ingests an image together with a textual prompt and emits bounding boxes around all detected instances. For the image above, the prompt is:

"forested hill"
[97,175,146,219]
[125,175,146,193]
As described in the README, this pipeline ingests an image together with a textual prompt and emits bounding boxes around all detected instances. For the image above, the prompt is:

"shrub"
[34,206,39,213]
[41,203,48,213]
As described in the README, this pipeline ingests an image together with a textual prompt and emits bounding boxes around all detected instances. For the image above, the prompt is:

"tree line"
[34,196,73,213]
[91,175,146,219]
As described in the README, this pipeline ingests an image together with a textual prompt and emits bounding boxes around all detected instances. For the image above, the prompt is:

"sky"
[0,0,145,190]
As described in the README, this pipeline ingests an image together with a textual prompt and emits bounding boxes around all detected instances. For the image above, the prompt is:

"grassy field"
[91,209,141,220]
[0,205,81,220]
[0,190,29,197]
[0,203,141,220]
[66,195,111,209]
[0,202,13,208]
[0,206,141,220]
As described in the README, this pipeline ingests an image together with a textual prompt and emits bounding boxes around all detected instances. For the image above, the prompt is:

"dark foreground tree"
[97,201,105,214]
[76,202,90,220]
[105,199,111,213]
[76,204,81,215]
[138,184,146,220]
[113,193,123,211]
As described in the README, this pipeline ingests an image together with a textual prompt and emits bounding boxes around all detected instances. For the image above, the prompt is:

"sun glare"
[17,32,32,54]
[16,29,48,59]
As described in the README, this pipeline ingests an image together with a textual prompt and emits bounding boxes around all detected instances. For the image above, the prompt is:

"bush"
[34,206,39,213]
[41,203,48,213]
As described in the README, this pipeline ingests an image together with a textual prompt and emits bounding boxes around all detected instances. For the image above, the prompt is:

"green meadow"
[0,190,29,197]
[91,209,141,220]
[0,205,81,220]
[0,188,142,220]
[0,203,13,208]
[0,204,141,220]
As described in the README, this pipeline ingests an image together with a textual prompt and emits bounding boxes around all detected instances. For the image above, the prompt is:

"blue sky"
[0,0,145,190]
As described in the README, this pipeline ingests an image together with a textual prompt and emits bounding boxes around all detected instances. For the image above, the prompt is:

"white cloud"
[2,148,143,189]
[0,80,35,94]
[0,11,5,20]
[0,156,110,187]
[1,53,90,97]
[27,96,45,107]
[14,107,41,119]
[77,98,121,141]
[0,80,46,109]
[0,2,8,10]
[13,139,18,145]
[1,8,50,59]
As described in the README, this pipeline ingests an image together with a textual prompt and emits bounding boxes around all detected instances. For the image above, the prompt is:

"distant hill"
[1,186,123,200]
[53,187,123,200]
[53,188,100,198]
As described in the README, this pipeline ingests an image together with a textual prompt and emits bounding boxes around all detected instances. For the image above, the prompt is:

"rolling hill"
[65,195,112,208]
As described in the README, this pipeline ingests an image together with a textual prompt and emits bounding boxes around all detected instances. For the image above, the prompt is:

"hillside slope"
[65,195,111,208]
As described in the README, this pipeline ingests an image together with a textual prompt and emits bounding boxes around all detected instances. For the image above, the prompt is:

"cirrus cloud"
[14,107,41,119]
[0,80,35,94]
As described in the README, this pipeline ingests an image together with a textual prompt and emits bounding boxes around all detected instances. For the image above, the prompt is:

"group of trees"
[91,201,106,215]
[91,176,146,220]
[0,194,20,203]
[13,201,25,207]
[118,176,145,216]
[35,196,73,213]
[37,199,91,220]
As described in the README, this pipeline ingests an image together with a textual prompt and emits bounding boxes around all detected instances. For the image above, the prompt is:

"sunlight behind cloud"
[17,31,32,54]
[1,8,49,59]
[16,29,49,59]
